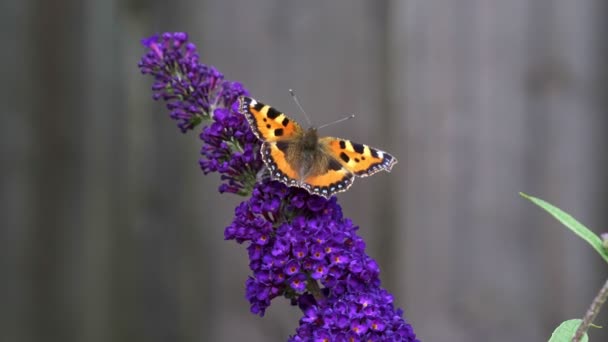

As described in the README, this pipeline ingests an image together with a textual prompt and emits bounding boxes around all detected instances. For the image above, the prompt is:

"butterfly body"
[239,97,397,198]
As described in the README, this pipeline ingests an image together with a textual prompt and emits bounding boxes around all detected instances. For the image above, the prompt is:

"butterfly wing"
[319,137,397,177]
[260,141,300,187]
[239,96,304,186]
[239,96,303,142]
[301,160,355,198]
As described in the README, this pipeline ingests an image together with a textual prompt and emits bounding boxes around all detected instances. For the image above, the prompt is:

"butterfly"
[238,96,397,198]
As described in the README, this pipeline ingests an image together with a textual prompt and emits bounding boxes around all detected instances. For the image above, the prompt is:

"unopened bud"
[601,233,608,250]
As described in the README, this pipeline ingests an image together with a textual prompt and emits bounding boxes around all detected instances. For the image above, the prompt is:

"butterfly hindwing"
[302,167,355,197]
[262,139,355,197]
[320,137,397,177]
[261,141,300,186]
[239,97,303,142]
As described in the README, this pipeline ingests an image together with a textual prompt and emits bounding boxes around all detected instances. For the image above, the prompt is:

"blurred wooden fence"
[1,0,607,341]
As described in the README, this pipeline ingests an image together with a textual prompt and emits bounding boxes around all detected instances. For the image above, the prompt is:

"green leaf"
[549,319,587,342]
[520,192,608,264]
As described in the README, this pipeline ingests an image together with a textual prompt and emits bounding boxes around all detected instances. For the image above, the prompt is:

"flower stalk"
[573,277,608,342]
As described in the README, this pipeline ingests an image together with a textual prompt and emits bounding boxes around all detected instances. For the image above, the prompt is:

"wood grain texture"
[388,0,607,341]
[0,0,606,341]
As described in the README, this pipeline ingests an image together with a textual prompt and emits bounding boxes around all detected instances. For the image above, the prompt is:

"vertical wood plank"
[0,0,35,341]
[26,1,89,341]
[389,0,606,341]
[120,1,215,341]
[526,0,607,337]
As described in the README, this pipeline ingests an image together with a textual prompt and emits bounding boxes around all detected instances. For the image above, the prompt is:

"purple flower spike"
[140,32,418,341]
[224,179,417,340]
[139,32,262,194]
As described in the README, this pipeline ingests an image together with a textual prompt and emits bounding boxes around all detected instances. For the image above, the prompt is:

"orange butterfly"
[238,96,397,198]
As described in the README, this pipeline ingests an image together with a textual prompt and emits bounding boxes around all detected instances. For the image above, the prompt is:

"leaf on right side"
[549,319,588,342]
[520,192,608,264]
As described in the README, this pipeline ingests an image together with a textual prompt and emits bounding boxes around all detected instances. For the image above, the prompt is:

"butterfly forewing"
[239,97,303,142]
[320,137,397,177]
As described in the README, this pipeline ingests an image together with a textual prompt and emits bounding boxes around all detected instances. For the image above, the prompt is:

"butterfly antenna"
[289,89,313,126]
[317,114,356,130]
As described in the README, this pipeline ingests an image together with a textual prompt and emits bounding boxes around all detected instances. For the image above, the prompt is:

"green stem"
[307,279,324,301]
[573,277,608,341]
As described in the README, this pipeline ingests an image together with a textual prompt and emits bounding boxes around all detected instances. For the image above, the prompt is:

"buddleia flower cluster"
[138,32,260,194]
[139,32,419,341]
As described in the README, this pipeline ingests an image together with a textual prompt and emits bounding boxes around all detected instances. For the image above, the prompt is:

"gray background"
[2,0,607,341]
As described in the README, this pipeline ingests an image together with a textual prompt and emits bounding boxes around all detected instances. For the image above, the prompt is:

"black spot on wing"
[352,143,365,154]
[275,128,284,136]
[253,102,264,111]
[328,158,342,171]
[339,140,346,149]
[370,148,379,158]
[281,117,290,127]
[339,152,350,163]
[353,151,397,176]
[267,107,280,119]
[276,140,289,153]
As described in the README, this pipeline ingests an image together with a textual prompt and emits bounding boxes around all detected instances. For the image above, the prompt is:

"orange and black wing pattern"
[302,163,355,198]
[320,137,397,177]
[239,96,397,198]
[239,97,303,142]
[260,141,300,187]
[239,96,303,186]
